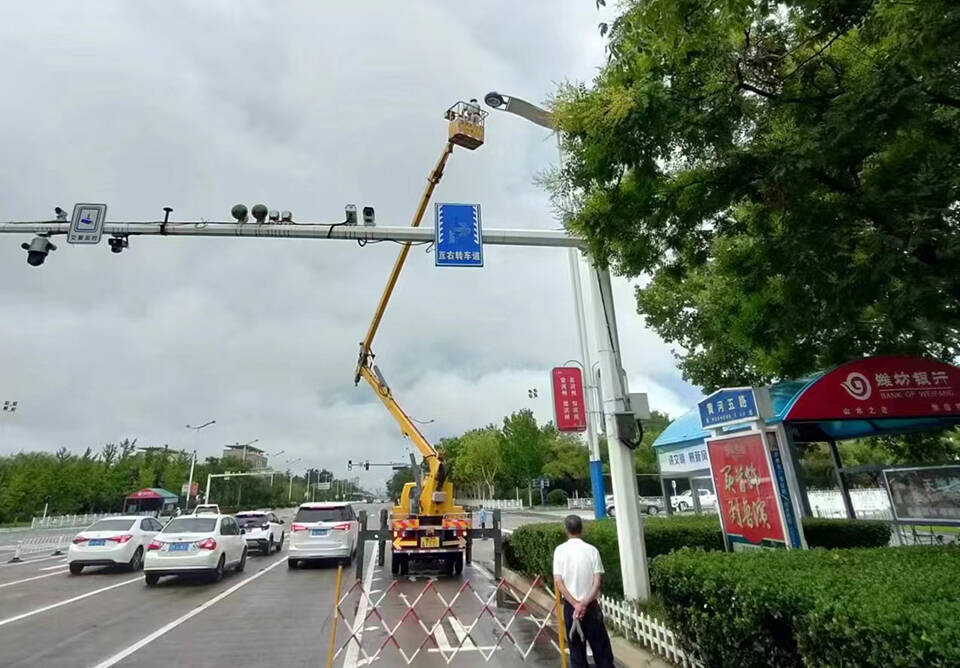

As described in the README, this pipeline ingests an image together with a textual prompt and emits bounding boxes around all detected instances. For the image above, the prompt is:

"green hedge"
[505,516,890,598]
[651,546,960,667]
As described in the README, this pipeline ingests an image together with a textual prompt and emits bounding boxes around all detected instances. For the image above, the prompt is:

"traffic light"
[347,460,353,471]
[364,460,370,471]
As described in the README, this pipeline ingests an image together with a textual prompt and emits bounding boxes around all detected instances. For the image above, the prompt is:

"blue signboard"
[435,203,482,267]
[770,448,803,548]
[698,387,758,429]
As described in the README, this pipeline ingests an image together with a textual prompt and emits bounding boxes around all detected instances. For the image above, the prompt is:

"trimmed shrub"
[545,489,569,506]
[800,516,890,548]
[651,546,960,667]
[505,515,891,598]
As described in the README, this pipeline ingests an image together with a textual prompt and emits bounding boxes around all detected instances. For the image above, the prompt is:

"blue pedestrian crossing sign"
[435,203,482,267]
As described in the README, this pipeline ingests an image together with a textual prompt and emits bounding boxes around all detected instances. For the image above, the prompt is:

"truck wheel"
[398,555,409,576]
[391,555,400,575]
[454,554,464,576]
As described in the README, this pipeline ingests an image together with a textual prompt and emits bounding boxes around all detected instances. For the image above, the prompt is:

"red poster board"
[707,433,787,548]
[552,366,587,432]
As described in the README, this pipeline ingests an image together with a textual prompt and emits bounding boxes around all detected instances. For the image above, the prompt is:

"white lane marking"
[0,554,66,569]
[471,562,495,581]
[448,617,477,650]
[0,568,69,588]
[90,557,286,668]
[39,563,69,571]
[433,619,454,653]
[0,575,140,628]
[344,542,378,668]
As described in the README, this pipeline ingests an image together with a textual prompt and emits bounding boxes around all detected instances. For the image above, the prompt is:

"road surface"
[0,505,561,668]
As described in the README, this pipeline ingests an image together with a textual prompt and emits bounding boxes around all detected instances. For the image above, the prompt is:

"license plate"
[88,539,105,546]
[421,536,439,548]
[170,542,190,551]
[311,529,327,537]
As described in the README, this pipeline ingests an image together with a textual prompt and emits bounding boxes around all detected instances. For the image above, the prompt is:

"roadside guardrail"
[8,534,70,562]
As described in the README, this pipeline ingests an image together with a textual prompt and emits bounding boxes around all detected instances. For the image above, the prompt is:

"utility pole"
[590,265,650,601]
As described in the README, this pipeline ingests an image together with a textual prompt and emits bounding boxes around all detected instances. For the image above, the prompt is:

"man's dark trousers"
[562,601,614,668]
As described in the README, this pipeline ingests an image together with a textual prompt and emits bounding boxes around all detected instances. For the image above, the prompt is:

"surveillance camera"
[54,206,68,221]
[484,91,506,108]
[280,210,293,222]
[362,206,375,226]
[231,204,248,223]
[251,204,268,224]
[21,235,57,267]
[344,204,358,225]
[268,209,280,223]
[108,235,129,254]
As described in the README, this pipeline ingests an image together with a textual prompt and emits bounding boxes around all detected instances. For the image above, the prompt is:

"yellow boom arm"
[353,103,484,519]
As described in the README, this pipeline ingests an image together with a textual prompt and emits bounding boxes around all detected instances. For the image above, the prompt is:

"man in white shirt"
[553,515,614,668]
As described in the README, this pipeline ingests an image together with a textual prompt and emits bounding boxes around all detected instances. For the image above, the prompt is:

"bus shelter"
[653,355,960,520]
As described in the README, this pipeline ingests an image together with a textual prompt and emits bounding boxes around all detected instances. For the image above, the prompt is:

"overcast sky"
[0,1,701,492]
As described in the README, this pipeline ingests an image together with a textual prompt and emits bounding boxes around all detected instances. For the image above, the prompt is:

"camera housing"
[21,236,57,266]
[362,206,375,226]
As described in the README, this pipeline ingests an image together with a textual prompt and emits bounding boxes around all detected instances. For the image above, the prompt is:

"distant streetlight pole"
[285,458,302,502]
[184,420,216,510]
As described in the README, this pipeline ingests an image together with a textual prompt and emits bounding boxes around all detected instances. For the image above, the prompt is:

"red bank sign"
[552,366,587,432]
[786,356,960,421]
[707,433,787,548]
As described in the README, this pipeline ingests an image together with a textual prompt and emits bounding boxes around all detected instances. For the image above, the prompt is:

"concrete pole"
[568,248,606,519]
[288,473,294,502]
[589,264,650,601]
[204,474,212,504]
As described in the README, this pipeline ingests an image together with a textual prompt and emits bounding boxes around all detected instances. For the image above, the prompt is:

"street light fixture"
[485,91,606,517]
[484,89,650,601]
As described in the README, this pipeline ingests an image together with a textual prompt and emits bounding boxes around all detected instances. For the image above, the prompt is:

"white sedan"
[68,515,164,574]
[143,515,247,585]
[671,488,717,512]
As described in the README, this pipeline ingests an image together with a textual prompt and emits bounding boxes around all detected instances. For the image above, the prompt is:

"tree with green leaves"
[553,0,960,391]
[501,410,548,503]
[457,428,505,499]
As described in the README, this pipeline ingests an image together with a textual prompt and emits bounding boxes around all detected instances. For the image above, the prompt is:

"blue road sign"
[698,387,759,429]
[435,203,482,267]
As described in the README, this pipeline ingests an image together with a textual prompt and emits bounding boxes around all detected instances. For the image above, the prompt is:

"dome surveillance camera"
[231,204,248,223]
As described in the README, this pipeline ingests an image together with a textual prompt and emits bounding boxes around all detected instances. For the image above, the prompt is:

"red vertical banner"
[552,367,587,432]
[707,433,787,548]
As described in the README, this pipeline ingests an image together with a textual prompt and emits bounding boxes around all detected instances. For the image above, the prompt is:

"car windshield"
[163,518,217,533]
[86,519,135,532]
[295,507,350,523]
[236,515,267,527]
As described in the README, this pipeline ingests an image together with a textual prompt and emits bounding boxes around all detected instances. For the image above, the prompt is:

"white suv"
[236,510,285,554]
[287,502,359,568]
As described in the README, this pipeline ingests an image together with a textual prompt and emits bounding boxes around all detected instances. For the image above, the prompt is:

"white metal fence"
[8,534,70,562]
[567,497,594,510]
[30,512,133,529]
[455,498,524,510]
[807,487,893,520]
[599,595,703,668]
